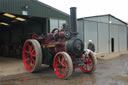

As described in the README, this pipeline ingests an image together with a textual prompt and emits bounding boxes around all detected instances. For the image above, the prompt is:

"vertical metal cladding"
[70,7,77,32]
[0,0,69,22]
[77,15,127,53]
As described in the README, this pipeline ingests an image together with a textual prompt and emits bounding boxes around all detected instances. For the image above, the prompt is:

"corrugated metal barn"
[77,14,128,53]
[0,0,69,58]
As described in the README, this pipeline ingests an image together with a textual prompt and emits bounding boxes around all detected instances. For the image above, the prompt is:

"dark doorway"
[111,38,114,52]
[0,12,47,58]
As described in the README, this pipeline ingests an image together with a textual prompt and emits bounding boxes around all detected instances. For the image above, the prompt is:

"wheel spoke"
[25,50,30,54]
[89,63,93,69]
[28,63,32,68]
[31,61,35,68]
[88,58,92,63]
[58,56,62,64]
[31,58,35,64]
[58,56,61,63]
[57,55,65,65]
[61,57,66,66]
[25,53,29,58]
[87,65,90,71]
[31,63,34,67]
[62,68,67,76]
[84,64,87,70]
[83,64,86,68]
[65,64,69,72]
[31,46,34,52]
[31,52,36,57]
[31,48,35,56]
[86,59,92,71]
[26,57,30,62]
[86,58,90,63]
[80,52,95,72]
[28,45,32,52]
[53,52,72,79]
[62,61,66,67]
[61,57,65,63]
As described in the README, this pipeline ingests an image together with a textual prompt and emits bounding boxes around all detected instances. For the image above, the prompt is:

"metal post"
[45,18,49,33]
[108,15,111,53]
[127,25,128,50]
[97,22,99,53]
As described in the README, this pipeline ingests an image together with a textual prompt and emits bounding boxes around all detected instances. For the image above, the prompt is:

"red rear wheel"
[53,52,73,79]
[23,39,42,72]
[80,51,96,73]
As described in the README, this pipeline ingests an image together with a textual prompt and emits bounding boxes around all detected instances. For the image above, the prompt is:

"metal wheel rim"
[53,54,69,79]
[23,41,36,71]
[80,53,94,72]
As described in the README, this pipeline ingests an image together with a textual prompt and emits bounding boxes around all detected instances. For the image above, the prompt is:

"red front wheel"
[23,39,42,72]
[53,52,73,79]
[80,51,96,73]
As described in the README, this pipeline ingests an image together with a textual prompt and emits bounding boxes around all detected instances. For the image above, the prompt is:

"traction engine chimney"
[70,7,77,32]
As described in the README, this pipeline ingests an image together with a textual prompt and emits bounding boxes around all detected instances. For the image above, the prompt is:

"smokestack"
[70,7,77,32]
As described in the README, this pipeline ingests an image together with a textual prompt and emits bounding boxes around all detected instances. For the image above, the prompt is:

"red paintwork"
[80,52,94,72]
[59,31,65,39]
[53,53,69,79]
[32,34,39,39]
[27,28,95,79]
[23,41,36,71]
[41,29,67,54]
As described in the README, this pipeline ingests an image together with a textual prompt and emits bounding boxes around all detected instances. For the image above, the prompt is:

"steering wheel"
[51,28,60,33]
[32,34,39,39]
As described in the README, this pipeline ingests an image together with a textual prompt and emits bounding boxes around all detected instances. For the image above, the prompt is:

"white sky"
[39,0,128,22]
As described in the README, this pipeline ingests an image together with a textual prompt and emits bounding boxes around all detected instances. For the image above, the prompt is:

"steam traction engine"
[23,28,97,79]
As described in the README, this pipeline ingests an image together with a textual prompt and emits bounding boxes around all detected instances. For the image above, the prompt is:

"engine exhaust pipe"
[70,7,77,32]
